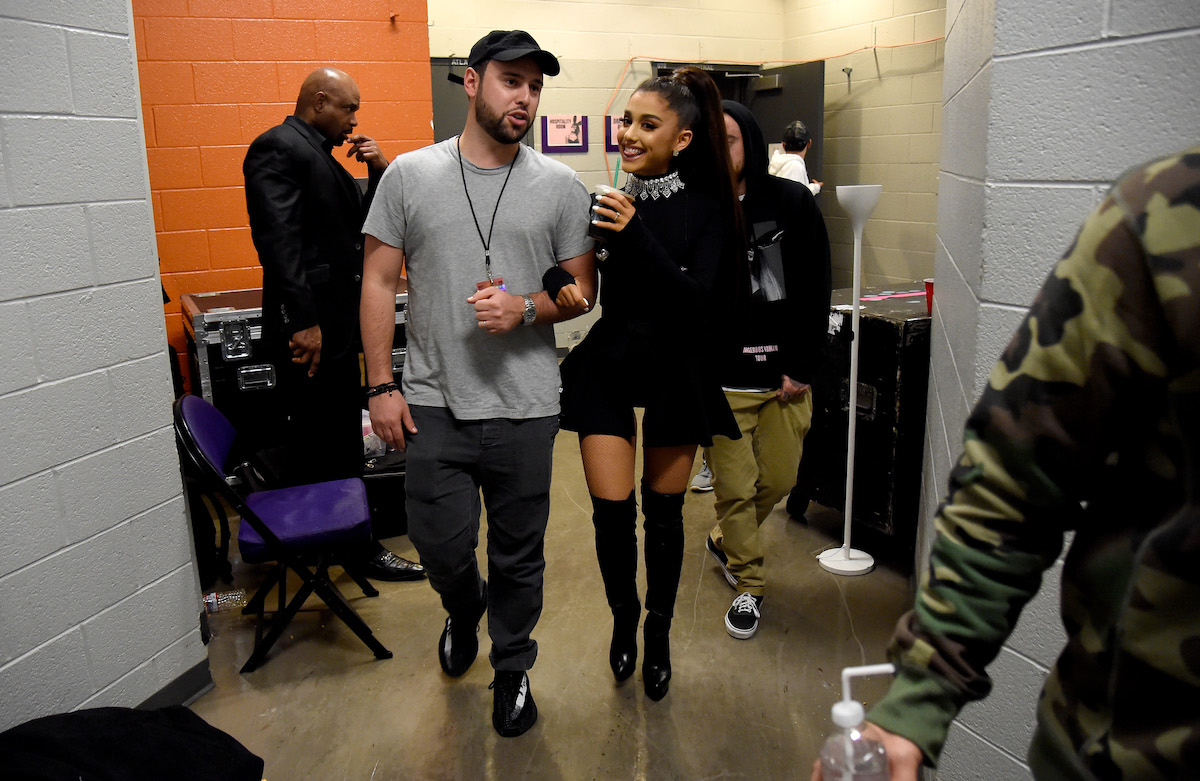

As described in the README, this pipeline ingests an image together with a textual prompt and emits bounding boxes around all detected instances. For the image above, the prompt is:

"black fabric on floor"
[0,705,263,781]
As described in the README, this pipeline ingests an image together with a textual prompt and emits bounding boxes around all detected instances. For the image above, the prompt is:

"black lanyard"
[457,136,519,283]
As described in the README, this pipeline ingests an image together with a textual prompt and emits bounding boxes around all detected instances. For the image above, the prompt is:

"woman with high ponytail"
[558,66,746,701]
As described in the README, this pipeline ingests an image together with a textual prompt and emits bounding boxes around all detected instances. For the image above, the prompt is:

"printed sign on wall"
[605,116,623,152]
[541,115,588,153]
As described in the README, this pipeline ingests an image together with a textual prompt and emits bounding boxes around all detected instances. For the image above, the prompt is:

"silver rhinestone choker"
[624,171,685,201]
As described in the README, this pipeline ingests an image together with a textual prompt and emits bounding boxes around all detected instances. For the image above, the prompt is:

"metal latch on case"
[220,320,252,360]
[237,364,276,391]
[391,347,407,374]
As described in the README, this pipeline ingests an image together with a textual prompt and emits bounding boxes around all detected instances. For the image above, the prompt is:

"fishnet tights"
[580,433,696,500]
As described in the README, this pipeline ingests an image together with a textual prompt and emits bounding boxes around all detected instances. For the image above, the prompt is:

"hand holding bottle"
[810,721,923,781]
[812,664,922,781]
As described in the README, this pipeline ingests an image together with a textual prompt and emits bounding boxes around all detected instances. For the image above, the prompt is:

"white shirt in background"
[768,149,821,196]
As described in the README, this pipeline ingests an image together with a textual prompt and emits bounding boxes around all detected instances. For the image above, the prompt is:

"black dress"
[559,171,739,447]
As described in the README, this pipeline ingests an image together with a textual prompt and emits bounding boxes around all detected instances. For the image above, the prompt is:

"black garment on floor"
[0,706,264,781]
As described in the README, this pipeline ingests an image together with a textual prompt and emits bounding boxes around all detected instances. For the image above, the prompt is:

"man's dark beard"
[475,93,528,145]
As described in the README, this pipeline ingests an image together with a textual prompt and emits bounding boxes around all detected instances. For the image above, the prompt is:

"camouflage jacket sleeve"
[866,146,1200,764]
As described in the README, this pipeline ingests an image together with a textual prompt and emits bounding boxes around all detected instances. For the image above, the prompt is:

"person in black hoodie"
[703,100,831,640]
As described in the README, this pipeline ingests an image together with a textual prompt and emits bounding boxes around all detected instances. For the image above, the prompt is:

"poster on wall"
[605,116,623,153]
[540,115,588,153]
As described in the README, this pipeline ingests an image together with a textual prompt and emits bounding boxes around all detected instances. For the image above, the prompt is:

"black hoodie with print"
[720,101,831,389]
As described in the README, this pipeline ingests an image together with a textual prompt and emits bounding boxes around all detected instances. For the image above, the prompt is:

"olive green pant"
[706,389,813,597]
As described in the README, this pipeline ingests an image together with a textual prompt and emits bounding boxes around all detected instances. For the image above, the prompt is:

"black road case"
[363,449,407,538]
[797,285,931,555]
[182,285,408,435]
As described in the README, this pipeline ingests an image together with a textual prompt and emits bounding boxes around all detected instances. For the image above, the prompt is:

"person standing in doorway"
[769,119,822,196]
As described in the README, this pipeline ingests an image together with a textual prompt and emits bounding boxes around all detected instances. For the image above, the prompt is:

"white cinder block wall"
[925,1,1200,777]
[0,1,207,731]
[784,0,947,290]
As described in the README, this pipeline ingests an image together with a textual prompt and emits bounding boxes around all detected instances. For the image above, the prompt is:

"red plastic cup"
[924,278,934,316]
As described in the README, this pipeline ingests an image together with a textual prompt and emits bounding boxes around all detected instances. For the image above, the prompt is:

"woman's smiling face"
[617,90,693,177]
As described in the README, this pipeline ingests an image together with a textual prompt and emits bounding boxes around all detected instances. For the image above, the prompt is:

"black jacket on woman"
[559,172,740,446]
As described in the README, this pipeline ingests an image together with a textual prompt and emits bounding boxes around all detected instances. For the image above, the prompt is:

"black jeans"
[405,405,558,671]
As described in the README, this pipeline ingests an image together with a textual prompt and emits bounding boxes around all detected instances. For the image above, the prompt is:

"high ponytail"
[634,67,734,203]
[632,66,748,305]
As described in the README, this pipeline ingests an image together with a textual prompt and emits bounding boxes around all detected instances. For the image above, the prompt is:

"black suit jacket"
[243,115,379,360]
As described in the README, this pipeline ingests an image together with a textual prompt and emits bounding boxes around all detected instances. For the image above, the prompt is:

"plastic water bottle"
[819,663,894,781]
[203,588,248,614]
[819,698,888,780]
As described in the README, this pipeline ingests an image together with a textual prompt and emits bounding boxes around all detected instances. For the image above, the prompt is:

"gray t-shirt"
[363,138,591,420]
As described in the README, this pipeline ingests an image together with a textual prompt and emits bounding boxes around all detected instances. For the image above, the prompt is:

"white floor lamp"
[817,184,883,576]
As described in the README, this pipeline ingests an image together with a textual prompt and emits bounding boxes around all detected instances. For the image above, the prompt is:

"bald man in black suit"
[243,67,424,582]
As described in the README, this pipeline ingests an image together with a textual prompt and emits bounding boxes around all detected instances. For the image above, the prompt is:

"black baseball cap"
[467,30,560,77]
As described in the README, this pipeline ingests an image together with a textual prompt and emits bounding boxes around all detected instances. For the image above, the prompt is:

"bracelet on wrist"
[365,381,399,398]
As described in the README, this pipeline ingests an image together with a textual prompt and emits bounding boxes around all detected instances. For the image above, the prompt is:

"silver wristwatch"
[521,294,537,326]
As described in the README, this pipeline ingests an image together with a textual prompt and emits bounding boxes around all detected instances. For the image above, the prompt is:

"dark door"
[430,58,467,143]
[742,61,825,185]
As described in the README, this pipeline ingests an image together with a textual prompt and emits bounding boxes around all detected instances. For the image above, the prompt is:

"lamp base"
[817,546,876,576]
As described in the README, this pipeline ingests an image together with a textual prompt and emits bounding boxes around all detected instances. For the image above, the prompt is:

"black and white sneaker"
[705,536,738,589]
[491,670,538,737]
[725,592,762,639]
[439,584,487,677]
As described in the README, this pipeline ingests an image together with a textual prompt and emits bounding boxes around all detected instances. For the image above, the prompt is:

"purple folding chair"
[173,394,392,673]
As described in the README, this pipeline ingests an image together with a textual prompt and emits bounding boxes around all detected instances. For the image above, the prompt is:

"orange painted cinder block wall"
[133,0,434,392]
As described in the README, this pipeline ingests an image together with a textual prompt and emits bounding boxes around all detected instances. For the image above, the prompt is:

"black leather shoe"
[439,583,487,677]
[438,616,478,677]
[362,549,426,582]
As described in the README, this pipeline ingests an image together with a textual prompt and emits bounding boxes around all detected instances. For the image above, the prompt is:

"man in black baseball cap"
[468,29,560,76]
[360,25,594,739]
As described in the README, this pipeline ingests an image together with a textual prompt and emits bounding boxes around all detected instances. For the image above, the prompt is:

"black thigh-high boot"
[591,491,640,682]
[641,483,685,701]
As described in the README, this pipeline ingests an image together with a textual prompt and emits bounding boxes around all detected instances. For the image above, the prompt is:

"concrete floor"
[189,431,913,780]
